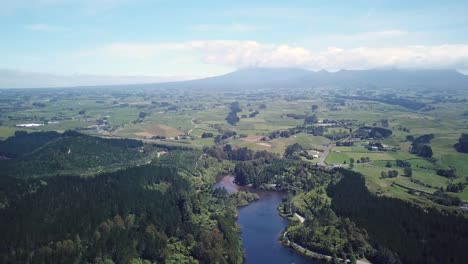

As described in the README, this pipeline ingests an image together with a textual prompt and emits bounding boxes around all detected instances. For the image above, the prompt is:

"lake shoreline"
[214,174,318,264]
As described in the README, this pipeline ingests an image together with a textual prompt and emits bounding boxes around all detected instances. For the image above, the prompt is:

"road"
[317,144,333,167]
[317,133,356,168]
[187,118,197,135]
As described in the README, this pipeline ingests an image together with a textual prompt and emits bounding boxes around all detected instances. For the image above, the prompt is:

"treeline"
[0,164,244,264]
[355,126,392,139]
[328,169,468,264]
[204,144,277,162]
[63,130,143,149]
[338,95,426,110]
[214,131,237,144]
[408,134,434,158]
[454,133,468,153]
[268,125,325,139]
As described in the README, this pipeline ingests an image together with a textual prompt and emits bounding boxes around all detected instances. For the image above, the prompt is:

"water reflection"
[214,175,316,264]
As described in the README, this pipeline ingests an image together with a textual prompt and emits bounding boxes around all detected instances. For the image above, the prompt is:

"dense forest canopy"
[328,169,468,264]
[0,131,148,178]
[0,162,243,264]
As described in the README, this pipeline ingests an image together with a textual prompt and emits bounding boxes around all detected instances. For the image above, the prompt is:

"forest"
[327,169,468,264]
[0,161,244,264]
[0,131,148,177]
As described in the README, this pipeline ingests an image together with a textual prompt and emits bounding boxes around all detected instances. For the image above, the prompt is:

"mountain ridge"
[1,67,467,90]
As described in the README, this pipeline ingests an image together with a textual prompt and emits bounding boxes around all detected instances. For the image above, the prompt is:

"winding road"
[187,118,197,135]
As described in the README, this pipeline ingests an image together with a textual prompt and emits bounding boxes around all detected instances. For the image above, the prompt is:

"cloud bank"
[79,40,468,72]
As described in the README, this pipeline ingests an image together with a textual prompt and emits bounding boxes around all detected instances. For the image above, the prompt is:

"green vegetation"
[328,169,468,264]
[286,190,373,260]
[0,131,148,177]
[455,133,468,153]
[0,152,246,264]
[1,69,468,263]
[225,102,241,125]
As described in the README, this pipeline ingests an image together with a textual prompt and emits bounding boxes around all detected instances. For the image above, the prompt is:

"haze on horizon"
[1,0,468,88]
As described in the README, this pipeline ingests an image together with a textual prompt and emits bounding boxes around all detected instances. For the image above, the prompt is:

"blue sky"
[1,0,468,85]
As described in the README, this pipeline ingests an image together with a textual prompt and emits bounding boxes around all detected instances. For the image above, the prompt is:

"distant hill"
[321,68,468,90]
[3,67,468,91]
[0,131,148,178]
[139,67,468,91]
[135,67,313,90]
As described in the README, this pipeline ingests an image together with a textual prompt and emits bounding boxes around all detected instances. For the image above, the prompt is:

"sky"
[1,0,468,87]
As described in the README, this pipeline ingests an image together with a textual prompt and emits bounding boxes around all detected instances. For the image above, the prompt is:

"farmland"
[1,72,468,206]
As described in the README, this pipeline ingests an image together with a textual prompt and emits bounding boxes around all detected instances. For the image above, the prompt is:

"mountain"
[134,67,468,91]
[134,67,313,90]
[326,68,468,90]
[2,67,468,91]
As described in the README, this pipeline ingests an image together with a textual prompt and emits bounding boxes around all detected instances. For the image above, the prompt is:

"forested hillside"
[0,131,149,177]
[327,169,468,264]
[0,131,61,158]
[0,162,243,264]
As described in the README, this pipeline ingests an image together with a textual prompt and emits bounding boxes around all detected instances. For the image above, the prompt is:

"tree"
[225,112,240,125]
[201,132,213,138]
[139,112,148,119]
[312,105,318,111]
[285,143,303,157]
[226,101,242,125]
[304,114,318,124]
[454,133,468,153]
[385,161,392,168]
[403,167,412,177]
[387,170,399,178]
[410,144,433,158]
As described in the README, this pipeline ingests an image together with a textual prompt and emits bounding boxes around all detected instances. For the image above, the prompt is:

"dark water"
[214,175,316,264]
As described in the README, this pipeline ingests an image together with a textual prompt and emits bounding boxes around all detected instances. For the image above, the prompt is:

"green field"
[1,84,467,206]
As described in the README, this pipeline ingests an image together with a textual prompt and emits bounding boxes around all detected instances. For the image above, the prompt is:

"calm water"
[214,175,316,264]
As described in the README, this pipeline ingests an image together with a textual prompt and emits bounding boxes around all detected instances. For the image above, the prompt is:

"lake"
[214,175,316,264]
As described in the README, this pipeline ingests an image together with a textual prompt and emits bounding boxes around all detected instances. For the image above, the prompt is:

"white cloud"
[190,42,468,71]
[191,23,261,32]
[24,23,67,31]
[73,41,468,72]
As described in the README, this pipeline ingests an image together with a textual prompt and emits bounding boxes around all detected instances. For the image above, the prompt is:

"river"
[214,175,317,264]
